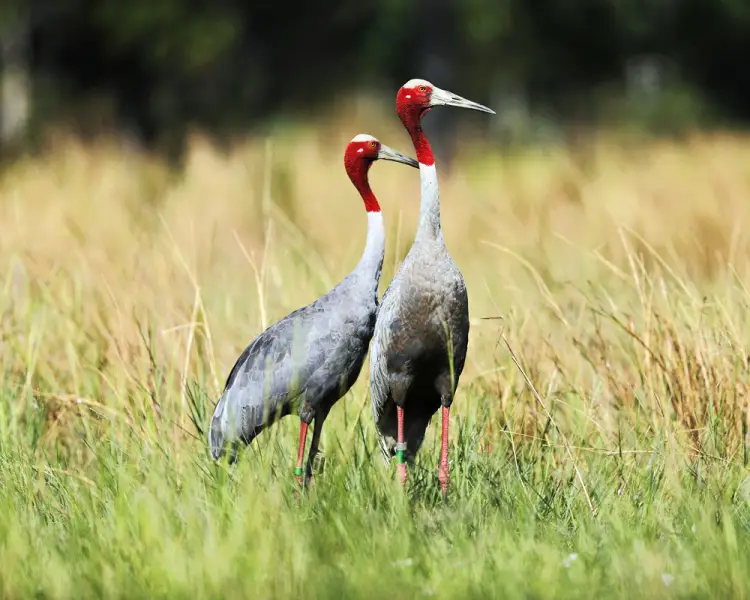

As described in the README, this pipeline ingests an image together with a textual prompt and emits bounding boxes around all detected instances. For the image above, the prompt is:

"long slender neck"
[355,211,385,282]
[407,123,442,243]
[346,157,385,281]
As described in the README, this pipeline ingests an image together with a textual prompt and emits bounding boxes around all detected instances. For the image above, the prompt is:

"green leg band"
[396,450,405,464]
[293,467,304,476]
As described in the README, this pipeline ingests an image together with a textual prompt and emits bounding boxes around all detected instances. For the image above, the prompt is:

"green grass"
[1,128,750,598]
[0,375,748,599]
[3,267,750,599]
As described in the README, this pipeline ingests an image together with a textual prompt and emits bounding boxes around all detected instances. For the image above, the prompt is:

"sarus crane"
[209,134,418,486]
[370,79,494,495]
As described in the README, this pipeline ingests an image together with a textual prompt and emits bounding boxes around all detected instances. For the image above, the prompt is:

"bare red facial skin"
[344,140,381,213]
[396,84,435,166]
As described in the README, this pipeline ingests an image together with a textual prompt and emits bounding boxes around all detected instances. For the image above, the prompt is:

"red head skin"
[396,83,435,166]
[344,138,382,213]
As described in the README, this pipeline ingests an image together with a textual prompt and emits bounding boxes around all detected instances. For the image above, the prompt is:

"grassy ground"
[1,116,750,598]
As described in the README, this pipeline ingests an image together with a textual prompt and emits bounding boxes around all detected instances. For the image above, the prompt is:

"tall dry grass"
[3,122,750,451]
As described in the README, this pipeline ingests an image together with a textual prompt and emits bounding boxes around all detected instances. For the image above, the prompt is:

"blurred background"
[2,0,750,161]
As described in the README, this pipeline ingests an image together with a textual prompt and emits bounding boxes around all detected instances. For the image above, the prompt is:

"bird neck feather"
[415,163,442,244]
[356,211,385,282]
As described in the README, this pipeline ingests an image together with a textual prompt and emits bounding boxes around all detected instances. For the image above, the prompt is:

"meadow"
[1,106,750,598]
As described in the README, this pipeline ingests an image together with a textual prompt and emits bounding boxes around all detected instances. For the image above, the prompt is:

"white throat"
[415,163,442,243]
[356,211,385,279]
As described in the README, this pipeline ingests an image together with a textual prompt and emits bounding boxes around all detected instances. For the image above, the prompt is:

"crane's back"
[210,271,378,462]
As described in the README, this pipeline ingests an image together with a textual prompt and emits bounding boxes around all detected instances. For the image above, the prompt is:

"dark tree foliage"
[3,0,750,158]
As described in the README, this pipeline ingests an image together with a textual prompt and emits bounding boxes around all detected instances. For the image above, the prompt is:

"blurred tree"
[0,0,30,149]
[9,0,750,160]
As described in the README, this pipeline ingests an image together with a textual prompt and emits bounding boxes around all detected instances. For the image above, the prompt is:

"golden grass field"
[1,111,750,597]
[4,121,750,448]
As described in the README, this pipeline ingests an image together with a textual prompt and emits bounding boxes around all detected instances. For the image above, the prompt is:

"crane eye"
[418,85,427,93]
[369,141,377,148]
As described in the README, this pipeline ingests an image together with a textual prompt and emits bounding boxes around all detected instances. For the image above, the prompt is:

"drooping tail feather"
[208,394,237,462]
[208,390,291,463]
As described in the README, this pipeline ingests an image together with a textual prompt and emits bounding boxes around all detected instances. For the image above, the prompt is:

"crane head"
[345,134,418,212]
[396,79,495,129]
[345,134,418,171]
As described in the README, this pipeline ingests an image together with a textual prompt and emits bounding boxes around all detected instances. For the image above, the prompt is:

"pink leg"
[295,421,308,487]
[438,406,450,496]
[396,406,407,485]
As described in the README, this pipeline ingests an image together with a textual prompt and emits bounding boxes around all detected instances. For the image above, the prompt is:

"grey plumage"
[208,134,417,476]
[210,263,380,466]
[369,163,468,463]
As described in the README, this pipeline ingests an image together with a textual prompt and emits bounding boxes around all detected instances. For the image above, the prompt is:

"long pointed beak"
[431,87,496,114]
[377,144,419,168]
